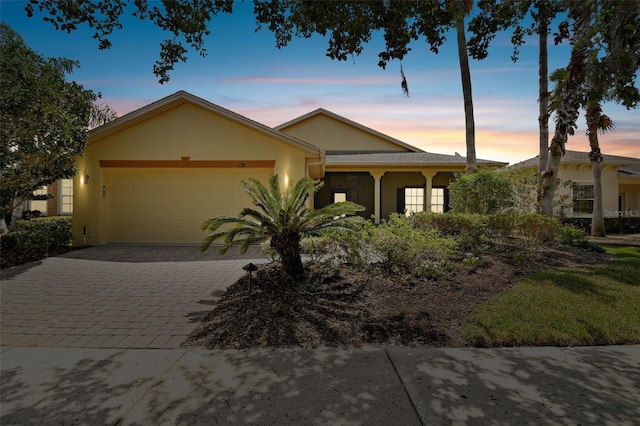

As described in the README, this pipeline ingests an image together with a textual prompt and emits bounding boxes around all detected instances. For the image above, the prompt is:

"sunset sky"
[2,1,638,164]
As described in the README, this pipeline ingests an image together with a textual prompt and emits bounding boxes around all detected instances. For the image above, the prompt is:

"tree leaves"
[0,23,113,222]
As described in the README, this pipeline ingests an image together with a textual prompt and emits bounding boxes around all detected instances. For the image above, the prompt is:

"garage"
[73,91,321,246]
[106,168,273,244]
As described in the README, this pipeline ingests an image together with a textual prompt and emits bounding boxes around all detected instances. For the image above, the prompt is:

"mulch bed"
[184,242,613,349]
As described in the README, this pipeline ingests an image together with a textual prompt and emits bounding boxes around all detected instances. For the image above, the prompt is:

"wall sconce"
[81,171,90,184]
[102,185,107,197]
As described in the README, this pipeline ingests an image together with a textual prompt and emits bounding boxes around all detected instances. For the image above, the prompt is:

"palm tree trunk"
[537,19,549,214]
[271,231,304,280]
[540,4,591,216]
[538,19,549,180]
[456,9,477,174]
[587,107,606,237]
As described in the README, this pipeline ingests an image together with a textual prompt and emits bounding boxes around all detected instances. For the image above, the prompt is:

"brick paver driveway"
[0,245,267,349]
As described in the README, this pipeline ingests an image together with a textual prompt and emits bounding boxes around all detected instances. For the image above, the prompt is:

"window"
[404,187,424,216]
[431,188,445,213]
[572,183,594,216]
[333,192,347,203]
[29,186,48,215]
[59,179,73,214]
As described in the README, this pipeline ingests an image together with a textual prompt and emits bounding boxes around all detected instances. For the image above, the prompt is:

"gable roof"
[326,152,507,168]
[88,91,321,157]
[509,150,640,169]
[276,108,423,153]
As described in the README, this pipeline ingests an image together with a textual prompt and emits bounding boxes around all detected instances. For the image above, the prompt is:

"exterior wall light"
[81,172,90,184]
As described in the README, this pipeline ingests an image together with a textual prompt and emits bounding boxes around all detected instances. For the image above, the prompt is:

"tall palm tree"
[455,0,477,174]
[586,103,614,237]
[200,174,365,281]
[550,68,615,234]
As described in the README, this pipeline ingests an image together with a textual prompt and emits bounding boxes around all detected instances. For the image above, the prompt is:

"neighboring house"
[509,150,640,218]
[72,91,505,246]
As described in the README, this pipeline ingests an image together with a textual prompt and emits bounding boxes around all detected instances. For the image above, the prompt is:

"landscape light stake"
[242,263,258,295]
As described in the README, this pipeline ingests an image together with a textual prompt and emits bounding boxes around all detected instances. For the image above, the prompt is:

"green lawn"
[464,246,640,347]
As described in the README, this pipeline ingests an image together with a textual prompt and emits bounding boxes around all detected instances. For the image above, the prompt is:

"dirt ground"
[184,242,613,349]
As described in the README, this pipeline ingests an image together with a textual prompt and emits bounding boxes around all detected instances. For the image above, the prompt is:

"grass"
[464,246,640,347]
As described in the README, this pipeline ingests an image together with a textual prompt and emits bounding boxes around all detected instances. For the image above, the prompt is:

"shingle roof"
[509,150,640,169]
[326,152,507,167]
[620,163,640,177]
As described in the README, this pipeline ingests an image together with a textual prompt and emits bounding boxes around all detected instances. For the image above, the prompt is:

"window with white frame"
[404,187,424,216]
[29,186,48,214]
[59,179,73,214]
[333,192,347,203]
[430,188,445,213]
[572,183,594,216]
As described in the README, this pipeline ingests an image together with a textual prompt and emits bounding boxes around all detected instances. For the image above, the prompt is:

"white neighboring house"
[508,150,640,218]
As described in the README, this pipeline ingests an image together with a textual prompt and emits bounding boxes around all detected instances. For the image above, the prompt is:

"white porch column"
[370,170,385,224]
[420,170,436,212]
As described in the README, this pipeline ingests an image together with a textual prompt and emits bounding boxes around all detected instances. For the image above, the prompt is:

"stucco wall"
[618,183,640,216]
[381,172,425,218]
[556,164,620,217]
[280,114,409,152]
[74,103,308,245]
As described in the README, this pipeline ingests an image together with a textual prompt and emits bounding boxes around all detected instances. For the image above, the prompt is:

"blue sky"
[2,0,638,164]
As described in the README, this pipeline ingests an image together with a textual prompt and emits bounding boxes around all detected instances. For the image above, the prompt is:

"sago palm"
[200,174,365,280]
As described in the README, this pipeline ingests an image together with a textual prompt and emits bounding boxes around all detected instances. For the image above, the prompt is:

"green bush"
[487,212,519,238]
[300,236,337,262]
[369,213,456,277]
[515,213,562,244]
[413,212,489,252]
[559,225,589,248]
[449,169,515,214]
[1,230,49,256]
[8,216,72,251]
[563,217,640,234]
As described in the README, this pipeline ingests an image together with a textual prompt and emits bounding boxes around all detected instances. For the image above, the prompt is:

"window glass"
[333,192,347,203]
[60,179,73,214]
[404,187,424,216]
[430,188,445,213]
[29,186,48,214]
[573,184,594,216]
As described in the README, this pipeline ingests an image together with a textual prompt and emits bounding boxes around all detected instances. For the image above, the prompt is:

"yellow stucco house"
[510,150,640,218]
[72,91,505,246]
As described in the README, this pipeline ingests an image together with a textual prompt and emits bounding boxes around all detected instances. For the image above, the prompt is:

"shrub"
[10,216,72,249]
[501,167,541,213]
[3,216,72,261]
[563,217,640,234]
[515,213,562,244]
[322,222,373,270]
[1,229,49,256]
[559,225,589,248]
[449,169,515,214]
[300,236,337,262]
[368,213,456,277]
[414,212,489,252]
[487,212,519,238]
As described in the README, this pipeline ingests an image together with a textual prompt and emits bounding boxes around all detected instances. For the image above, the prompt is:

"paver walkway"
[0,245,268,349]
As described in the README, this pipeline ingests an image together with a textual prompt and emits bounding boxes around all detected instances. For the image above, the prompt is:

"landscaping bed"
[184,241,614,349]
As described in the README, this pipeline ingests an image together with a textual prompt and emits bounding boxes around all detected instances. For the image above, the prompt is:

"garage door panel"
[107,169,271,243]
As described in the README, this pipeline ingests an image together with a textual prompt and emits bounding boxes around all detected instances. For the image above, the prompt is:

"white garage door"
[107,168,272,244]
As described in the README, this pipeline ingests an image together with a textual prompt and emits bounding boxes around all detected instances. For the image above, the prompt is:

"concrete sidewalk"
[1,345,638,425]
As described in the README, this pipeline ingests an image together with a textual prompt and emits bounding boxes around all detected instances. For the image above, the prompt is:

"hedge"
[562,217,640,234]
[1,216,72,254]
